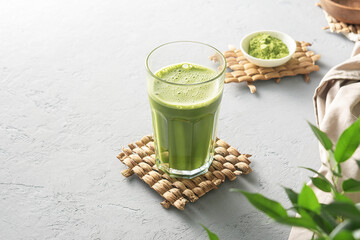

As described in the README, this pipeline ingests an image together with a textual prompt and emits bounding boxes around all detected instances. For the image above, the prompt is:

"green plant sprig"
[203,118,360,240]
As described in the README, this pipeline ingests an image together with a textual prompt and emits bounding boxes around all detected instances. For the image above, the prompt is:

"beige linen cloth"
[289,41,360,240]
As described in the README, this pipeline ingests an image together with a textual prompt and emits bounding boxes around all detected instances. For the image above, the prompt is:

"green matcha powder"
[248,34,289,59]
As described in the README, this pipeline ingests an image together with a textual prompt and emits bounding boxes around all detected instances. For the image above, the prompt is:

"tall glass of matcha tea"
[146,41,225,179]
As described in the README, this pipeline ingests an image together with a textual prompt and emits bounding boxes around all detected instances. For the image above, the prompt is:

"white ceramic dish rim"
[239,30,296,63]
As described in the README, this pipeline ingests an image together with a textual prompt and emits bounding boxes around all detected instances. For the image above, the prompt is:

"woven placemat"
[117,135,252,210]
[316,3,360,42]
[220,42,321,93]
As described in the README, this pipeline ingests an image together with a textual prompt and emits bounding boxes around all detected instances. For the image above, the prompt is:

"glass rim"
[145,40,226,86]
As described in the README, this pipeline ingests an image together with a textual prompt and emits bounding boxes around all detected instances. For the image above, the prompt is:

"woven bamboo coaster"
[220,41,321,93]
[316,3,360,42]
[117,135,252,210]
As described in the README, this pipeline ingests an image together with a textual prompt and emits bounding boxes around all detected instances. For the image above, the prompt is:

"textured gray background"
[0,0,355,239]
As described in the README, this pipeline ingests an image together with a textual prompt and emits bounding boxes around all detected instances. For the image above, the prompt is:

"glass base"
[156,156,213,179]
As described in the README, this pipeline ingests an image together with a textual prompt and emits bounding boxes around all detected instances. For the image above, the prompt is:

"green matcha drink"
[149,63,221,173]
[146,41,225,178]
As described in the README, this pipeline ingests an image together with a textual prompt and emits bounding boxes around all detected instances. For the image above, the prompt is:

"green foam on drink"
[149,63,222,174]
[152,63,218,108]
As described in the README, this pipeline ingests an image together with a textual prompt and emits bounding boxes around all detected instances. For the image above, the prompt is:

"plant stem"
[334,171,339,190]
[327,152,340,196]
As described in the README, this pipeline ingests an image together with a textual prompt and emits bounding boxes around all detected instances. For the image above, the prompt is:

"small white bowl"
[240,30,296,68]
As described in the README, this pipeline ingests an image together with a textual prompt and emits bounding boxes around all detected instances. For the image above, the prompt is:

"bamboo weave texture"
[117,135,253,210]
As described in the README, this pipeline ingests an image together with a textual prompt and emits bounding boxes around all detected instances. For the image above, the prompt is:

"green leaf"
[299,167,328,180]
[231,189,287,219]
[298,208,316,225]
[310,177,332,192]
[320,206,338,229]
[298,184,321,214]
[289,206,334,234]
[343,178,360,192]
[330,219,360,239]
[201,225,219,240]
[283,187,298,205]
[332,230,355,240]
[300,167,336,192]
[295,206,334,234]
[324,202,360,222]
[311,212,334,234]
[308,122,333,150]
[334,192,353,204]
[334,118,360,163]
[274,216,317,230]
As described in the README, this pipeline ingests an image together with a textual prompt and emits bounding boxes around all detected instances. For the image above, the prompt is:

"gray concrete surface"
[0,0,355,239]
